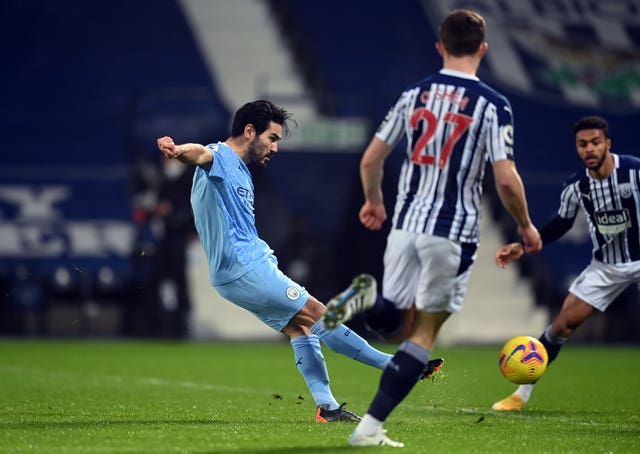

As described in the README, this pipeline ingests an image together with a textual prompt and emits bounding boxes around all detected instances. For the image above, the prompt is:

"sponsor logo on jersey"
[286,286,301,300]
[595,208,631,235]
[236,187,254,204]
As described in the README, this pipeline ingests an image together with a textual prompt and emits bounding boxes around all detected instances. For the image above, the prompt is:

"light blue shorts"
[214,257,309,332]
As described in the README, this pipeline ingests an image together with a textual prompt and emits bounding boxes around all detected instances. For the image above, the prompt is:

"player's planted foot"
[324,274,377,330]
[315,402,361,423]
[421,358,445,381]
[349,428,405,447]
[492,393,525,411]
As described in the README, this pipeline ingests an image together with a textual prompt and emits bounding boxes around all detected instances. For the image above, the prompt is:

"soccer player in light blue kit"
[156,100,441,423]
[492,116,640,411]
[323,10,541,446]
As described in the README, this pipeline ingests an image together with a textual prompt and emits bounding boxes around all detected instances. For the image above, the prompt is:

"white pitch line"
[1,365,280,396]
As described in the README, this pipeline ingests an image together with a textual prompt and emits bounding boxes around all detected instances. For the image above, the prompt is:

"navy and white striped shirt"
[376,69,514,243]
[557,153,640,264]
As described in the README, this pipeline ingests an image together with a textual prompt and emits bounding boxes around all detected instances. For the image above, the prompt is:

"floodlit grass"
[1,340,638,453]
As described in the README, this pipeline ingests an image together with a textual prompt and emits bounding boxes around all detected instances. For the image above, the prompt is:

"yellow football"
[498,335,548,384]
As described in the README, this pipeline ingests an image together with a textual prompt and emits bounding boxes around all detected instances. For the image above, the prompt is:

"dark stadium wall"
[0,0,229,336]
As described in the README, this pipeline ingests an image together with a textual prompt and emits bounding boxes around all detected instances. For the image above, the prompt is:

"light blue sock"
[290,334,339,409]
[311,320,392,370]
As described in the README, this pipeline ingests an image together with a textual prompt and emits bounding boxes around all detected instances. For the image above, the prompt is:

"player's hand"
[359,201,387,231]
[157,136,179,159]
[518,224,542,254]
[495,242,524,268]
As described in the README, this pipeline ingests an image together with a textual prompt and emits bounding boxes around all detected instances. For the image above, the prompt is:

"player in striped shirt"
[492,116,640,411]
[324,9,541,447]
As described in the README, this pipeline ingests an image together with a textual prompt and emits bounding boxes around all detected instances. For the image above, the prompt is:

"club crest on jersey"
[619,183,633,199]
[595,209,631,235]
[286,286,301,300]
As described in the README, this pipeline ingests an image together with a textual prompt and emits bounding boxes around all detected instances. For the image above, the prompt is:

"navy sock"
[364,296,403,337]
[539,325,567,365]
[367,340,430,422]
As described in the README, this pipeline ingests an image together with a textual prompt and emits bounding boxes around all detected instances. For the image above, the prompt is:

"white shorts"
[569,259,640,311]
[382,230,478,313]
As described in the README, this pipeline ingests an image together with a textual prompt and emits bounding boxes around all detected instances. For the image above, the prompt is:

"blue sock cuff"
[398,340,431,364]
[310,320,327,337]
[290,334,320,347]
[542,325,567,345]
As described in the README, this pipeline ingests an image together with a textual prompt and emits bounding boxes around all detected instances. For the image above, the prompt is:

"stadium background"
[1,0,638,342]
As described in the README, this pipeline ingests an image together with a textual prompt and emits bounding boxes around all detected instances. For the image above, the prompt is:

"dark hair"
[573,115,610,138]
[230,100,292,138]
[439,9,485,56]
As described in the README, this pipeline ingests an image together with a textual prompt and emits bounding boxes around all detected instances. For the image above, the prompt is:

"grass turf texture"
[1,340,638,453]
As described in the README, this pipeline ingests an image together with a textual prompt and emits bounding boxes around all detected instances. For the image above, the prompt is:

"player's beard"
[584,151,606,172]
[247,137,270,167]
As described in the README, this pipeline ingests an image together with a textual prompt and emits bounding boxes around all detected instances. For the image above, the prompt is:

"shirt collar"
[439,68,480,81]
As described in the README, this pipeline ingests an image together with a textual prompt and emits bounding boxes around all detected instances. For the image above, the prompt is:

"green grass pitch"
[1,339,638,453]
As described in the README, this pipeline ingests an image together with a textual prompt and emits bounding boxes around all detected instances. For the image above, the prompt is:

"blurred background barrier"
[1,0,638,342]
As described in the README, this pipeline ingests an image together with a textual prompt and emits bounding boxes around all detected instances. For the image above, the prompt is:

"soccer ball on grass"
[498,335,548,384]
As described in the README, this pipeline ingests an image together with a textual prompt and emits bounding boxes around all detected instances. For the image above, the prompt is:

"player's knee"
[282,323,307,339]
[287,298,324,330]
[303,297,326,321]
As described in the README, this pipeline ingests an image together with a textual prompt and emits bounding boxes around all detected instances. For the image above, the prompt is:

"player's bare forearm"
[360,137,392,205]
[360,164,384,206]
[493,162,530,227]
[492,160,542,253]
[156,136,212,167]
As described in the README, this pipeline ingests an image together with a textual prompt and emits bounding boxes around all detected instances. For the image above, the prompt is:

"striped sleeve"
[557,175,581,219]
[484,97,514,163]
[375,88,418,147]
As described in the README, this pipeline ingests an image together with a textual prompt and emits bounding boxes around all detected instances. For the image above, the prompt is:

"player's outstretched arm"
[495,242,524,268]
[157,136,212,167]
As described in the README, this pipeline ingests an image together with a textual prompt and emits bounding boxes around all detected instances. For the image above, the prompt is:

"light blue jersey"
[190,142,273,285]
[190,142,308,331]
